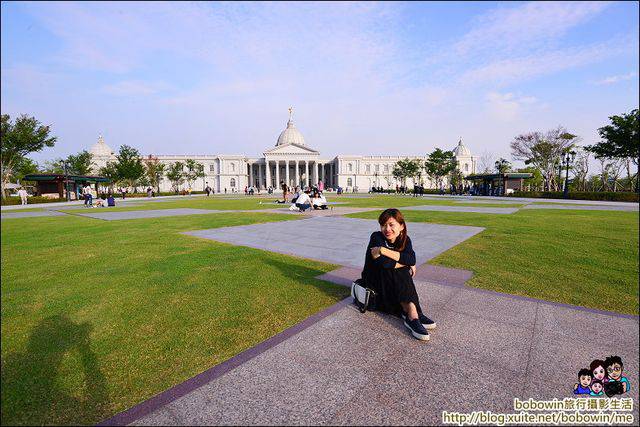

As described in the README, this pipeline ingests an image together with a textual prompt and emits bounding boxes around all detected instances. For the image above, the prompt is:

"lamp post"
[63,160,70,201]
[561,150,576,199]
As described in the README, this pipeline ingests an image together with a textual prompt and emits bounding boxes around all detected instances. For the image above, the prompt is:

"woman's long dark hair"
[378,208,408,251]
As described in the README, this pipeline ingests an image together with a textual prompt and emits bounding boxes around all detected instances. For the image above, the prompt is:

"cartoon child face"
[591,382,603,394]
[593,365,606,381]
[607,363,623,380]
[579,374,592,387]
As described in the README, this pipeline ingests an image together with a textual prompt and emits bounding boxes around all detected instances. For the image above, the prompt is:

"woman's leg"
[400,301,419,320]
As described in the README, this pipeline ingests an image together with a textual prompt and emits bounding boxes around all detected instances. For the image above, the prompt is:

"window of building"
[210,164,215,172]
[231,163,236,172]
[366,164,371,173]
[375,164,380,173]
[465,163,469,172]
[347,178,353,187]
[230,178,236,187]
[384,164,389,173]
[348,163,353,172]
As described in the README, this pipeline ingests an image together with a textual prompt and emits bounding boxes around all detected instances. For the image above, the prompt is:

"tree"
[571,149,590,192]
[392,158,411,187]
[99,162,120,191]
[510,126,579,191]
[184,159,205,190]
[66,150,94,176]
[1,114,57,198]
[14,157,40,182]
[494,158,512,174]
[425,148,457,190]
[516,166,543,191]
[479,150,495,173]
[166,161,185,193]
[586,109,639,192]
[113,145,144,192]
[143,155,167,194]
[449,168,464,189]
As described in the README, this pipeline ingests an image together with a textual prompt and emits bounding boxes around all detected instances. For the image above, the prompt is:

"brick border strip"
[98,297,352,426]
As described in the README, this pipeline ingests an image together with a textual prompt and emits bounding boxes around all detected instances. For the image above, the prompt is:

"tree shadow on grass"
[1,315,109,425]
[261,257,351,301]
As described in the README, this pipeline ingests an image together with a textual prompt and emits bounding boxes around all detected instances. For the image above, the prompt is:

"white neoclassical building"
[89,110,476,193]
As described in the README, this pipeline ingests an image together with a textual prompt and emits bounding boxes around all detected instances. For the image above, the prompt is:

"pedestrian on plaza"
[17,187,28,205]
[146,187,152,198]
[120,187,126,199]
[359,208,436,341]
[83,183,93,207]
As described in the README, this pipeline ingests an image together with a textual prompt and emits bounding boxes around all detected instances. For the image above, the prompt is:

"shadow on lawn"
[1,315,109,425]
[261,257,351,300]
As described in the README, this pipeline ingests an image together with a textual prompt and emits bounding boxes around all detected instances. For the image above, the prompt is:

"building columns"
[249,163,254,187]
[275,160,280,189]
[259,163,263,189]
[285,160,290,187]
[265,160,271,189]
[313,162,319,186]
[295,161,300,187]
[304,160,309,187]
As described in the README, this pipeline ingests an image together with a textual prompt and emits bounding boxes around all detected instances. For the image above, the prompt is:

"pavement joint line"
[97,297,352,426]
[520,303,540,397]
[433,280,638,320]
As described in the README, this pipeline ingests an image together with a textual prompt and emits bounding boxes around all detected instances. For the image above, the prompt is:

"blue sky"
[1,1,638,168]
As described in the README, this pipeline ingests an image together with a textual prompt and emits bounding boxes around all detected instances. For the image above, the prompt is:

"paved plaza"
[184,216,485,268]
[1,210,68,219]
[105,271,639,426]
[72,208,226,221]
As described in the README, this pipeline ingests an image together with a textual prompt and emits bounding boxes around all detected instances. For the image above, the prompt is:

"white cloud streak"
[594,72,638,85]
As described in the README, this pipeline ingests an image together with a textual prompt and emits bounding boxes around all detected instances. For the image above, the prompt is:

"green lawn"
[335,195,525,208]
[1,212,348,425]
[349,209,639,315]
[57,196,283,213]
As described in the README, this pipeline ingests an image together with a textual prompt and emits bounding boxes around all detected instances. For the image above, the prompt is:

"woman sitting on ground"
[311,190,328,210]
[290,189,312,212]
[360,208,436,341]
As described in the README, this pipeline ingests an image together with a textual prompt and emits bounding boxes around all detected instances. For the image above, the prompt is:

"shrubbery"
[1,196,66,205]
[509,191,639,202]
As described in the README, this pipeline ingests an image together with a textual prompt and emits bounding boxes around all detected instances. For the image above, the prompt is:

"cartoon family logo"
[573,355,631,397]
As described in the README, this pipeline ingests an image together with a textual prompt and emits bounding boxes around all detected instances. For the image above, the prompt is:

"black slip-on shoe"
[403,318,429,341]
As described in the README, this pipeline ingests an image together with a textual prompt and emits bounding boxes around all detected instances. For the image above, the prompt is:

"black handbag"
[351,278,377,313]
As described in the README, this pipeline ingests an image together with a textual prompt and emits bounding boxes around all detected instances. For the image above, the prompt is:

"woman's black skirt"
[370,267,422,316]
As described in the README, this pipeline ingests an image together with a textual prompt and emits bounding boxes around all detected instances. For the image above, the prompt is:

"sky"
[1,1,638,168]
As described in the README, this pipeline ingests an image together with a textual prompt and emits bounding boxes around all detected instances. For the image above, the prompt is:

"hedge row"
[1,191,210,205]
[1,196,66,205]
[508,191,639,202]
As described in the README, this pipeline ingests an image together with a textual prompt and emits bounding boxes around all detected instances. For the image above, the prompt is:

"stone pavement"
[183,216,484,268]
[0,210,68,219]
[523,204,639,212]
[102,268,639,426]
[72,208,225,221]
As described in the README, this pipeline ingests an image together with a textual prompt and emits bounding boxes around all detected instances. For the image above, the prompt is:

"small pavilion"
[464,172,532,196]
[22,174,110,199]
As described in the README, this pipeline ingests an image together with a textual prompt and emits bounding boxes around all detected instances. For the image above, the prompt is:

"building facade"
[89,111,476,193]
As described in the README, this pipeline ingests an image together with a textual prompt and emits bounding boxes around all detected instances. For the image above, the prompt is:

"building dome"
[276,107,306,146]
[453,139,471,157]
[89,135,114,157]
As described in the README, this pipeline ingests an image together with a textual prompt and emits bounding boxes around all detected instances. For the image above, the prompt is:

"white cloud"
[485,92,538,121]
[460,39,632,86]
[454,1,609,57]
[102,80,170,96]
[594,72,638,85]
